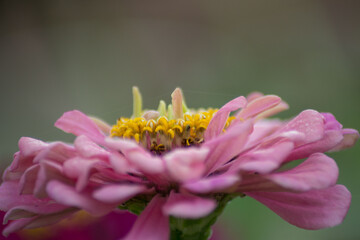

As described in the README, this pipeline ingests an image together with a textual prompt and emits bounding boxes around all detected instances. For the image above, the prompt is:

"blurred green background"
[0,1,359,239]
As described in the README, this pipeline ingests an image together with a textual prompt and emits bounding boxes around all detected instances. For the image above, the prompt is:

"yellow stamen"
[111,109,235,152]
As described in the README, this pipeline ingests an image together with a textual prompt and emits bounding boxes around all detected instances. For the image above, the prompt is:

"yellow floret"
[110,109,235,144]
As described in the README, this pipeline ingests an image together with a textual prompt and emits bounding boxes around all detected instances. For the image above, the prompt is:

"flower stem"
[169,194,235,240]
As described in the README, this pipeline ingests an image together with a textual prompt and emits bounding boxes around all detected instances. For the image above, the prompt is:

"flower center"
[110,87,235,154]
[111,110,235,154]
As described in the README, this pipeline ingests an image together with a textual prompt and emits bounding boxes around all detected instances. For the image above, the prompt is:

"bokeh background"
[1,1,359,239]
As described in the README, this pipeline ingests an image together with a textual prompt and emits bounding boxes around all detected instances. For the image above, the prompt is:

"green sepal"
[118,194,153,215]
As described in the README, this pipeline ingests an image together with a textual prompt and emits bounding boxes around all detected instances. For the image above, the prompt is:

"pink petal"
[123,195,169,240]
[278,110,325,146]
[3,203,68,224]
[205,96,247,141]
[106,138,167,185]
[246,92,264,102]
[0,182,49,212]
[126,151,164,175]
[205,120,253,174]
[2,217,35,237]
[54,110,106,144]
[237,95,281,120]
[3,209,77,237]
[106,138,164,174]
[330,128,359,151]
[163,192,216,219]
[89,116,112,135]
[183,174,240,194]
[232,140,294,174]
[255,101,289,119]
[266,153,338,191]
[2,153,24,181]
[0,182,73,236]
[105,137,140,153]
[246,119,284,147]
[269,131,306,145]
[18,137,49,157]
[74,135,110,158]
[246,185,351,230]
[18,164,40,195]
[286,130,343,161]
[93,184,148,203]
[46,181,115,216]
[22,208,76,229]
[3,137,48,181]
[34,160,66,198]
[321,113,343,131]
[109,152,130,174]
[239,153,338,192]
[164,147,209,182]
[63,157,101,191]
[33,142,77,164]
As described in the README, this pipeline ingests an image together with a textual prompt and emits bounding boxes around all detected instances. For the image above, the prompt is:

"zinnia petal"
[93,184,148,204]
[106,138,165,175]
[74,135,110,158]
[63,157,101,191]
[330,128,359,151]
[205,120,253,174]
[46,181,115,216]
[54,110,106,144]
[18,164,40,195]
[34,160,65,198]
[286,130,343,161]
[123,195,169,240]
[3,137,48,181]
[18,137,49,158]
[88,116,112,135]
[3,208,77,237]
[255,101,289,119]
[237,95,281,120]
[3,204,68,224]
[109,152,130,174]
[0,182,48,212]
[278,110,325,146]
[126,151,164,175]
[33,142,77,164]
[183,174,240,194]
[239,153,339,192]
[2,217,34,237]
[246,119,283,147]
[205,96,247,140]
[162,192,216,219]
[246,185,351,230]
[230,140,294,174]
[265,153,338,192]
[164,147,209,182]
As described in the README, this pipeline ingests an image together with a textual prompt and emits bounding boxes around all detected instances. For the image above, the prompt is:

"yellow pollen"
[110,109,236,152]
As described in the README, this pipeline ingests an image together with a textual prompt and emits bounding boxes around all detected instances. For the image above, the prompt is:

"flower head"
[0,87,358,239]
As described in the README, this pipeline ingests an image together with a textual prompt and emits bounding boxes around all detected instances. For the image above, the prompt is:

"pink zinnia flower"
[0,87,358,240]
